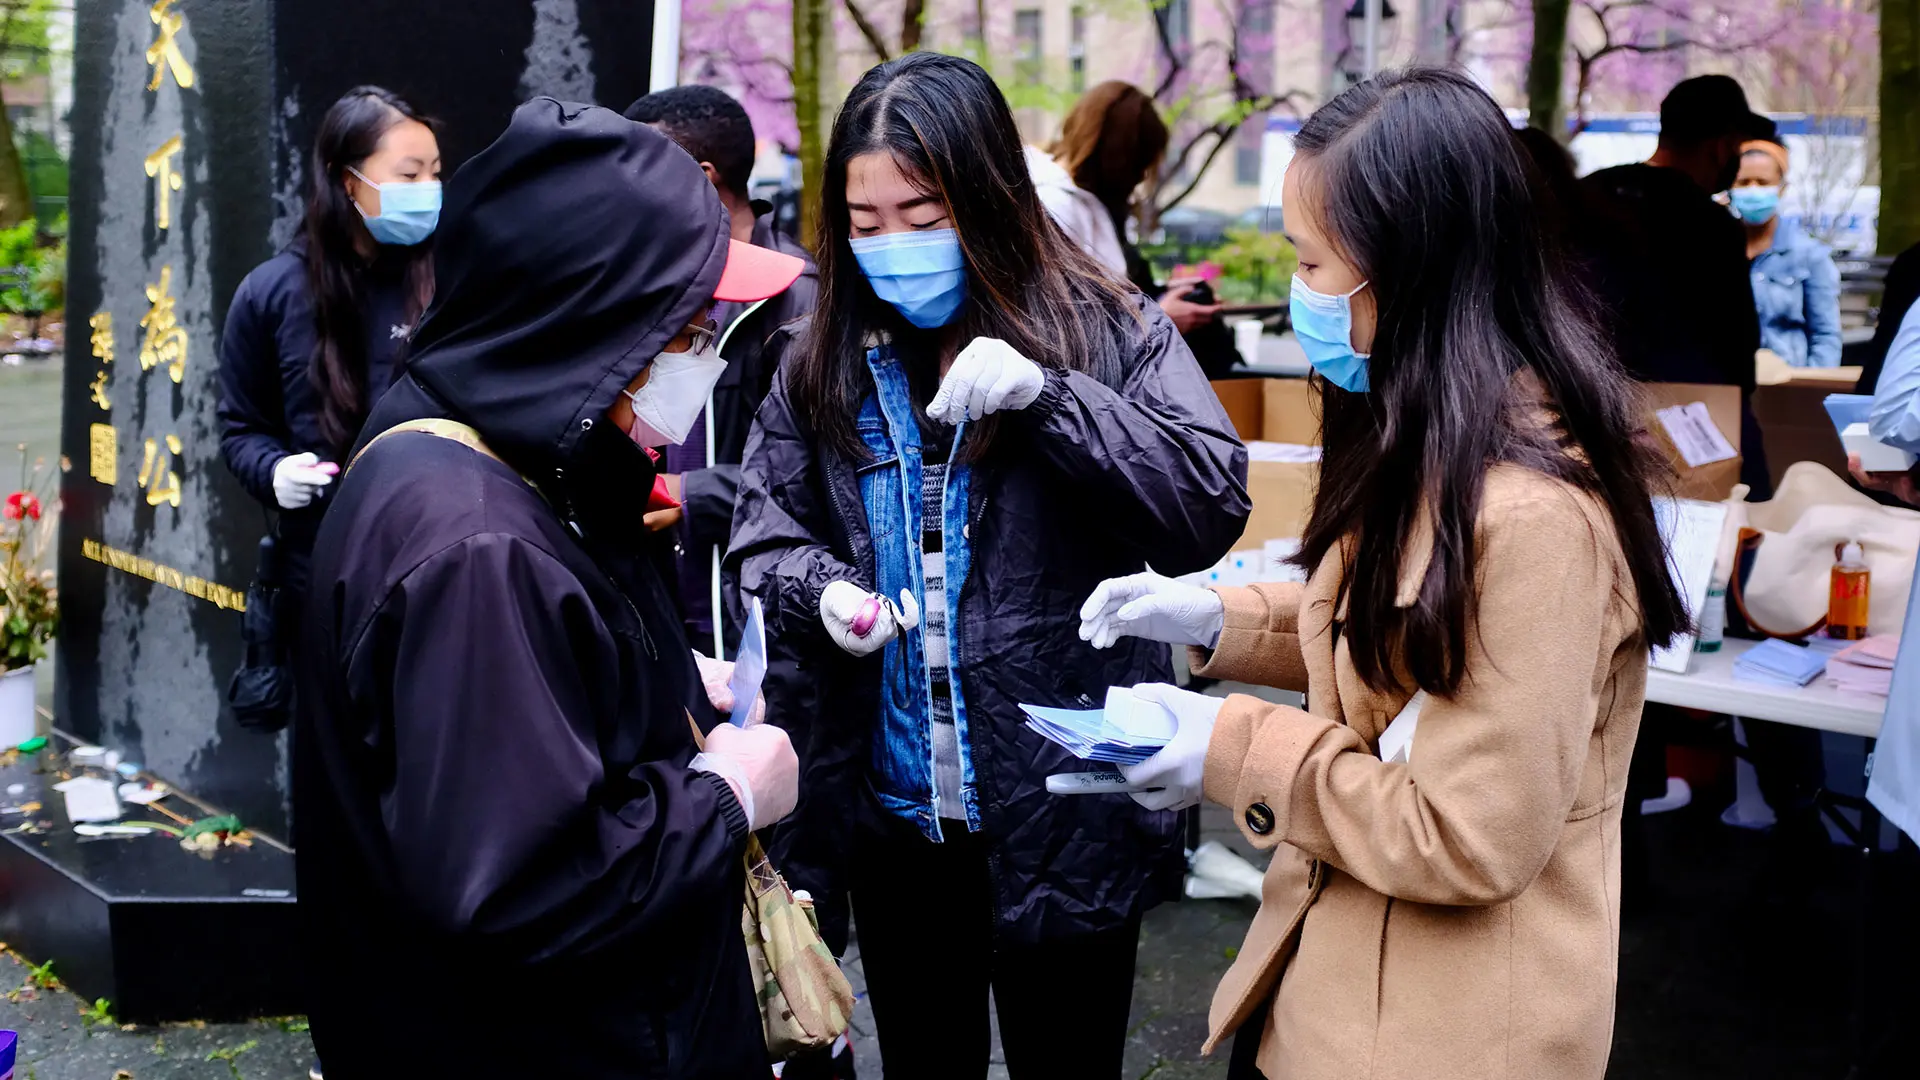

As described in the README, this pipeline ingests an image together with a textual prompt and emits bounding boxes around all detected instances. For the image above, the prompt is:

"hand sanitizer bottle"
[1827,540,1870,641]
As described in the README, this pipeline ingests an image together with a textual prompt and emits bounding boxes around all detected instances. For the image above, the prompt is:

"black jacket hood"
[401,97,731,477]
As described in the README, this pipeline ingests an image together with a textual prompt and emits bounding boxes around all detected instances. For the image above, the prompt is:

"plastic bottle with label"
[1827,540,1871,641]
[1695,572,1728,652]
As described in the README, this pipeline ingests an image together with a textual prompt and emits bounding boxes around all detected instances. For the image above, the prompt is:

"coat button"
[1245,802,1275,835]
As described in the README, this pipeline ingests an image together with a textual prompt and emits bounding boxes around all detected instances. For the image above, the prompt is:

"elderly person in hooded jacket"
[294,100,805,1079]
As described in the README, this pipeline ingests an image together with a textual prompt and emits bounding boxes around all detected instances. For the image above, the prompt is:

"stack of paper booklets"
[1731,639,1830,688]
[1826,635,1900,696]
[1020,687,1173,765]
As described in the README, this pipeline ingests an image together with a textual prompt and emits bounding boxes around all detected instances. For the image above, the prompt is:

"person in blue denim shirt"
[1727,136,1847,857]
[1733,139,1842,367]
[730,53,1249,1080]
[1861,302,1920,842]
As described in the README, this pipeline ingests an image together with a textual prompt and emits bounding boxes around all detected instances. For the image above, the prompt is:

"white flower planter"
[0,664,37,749]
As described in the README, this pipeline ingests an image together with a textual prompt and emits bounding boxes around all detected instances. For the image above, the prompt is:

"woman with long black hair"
[219,85,439,607]
[1081,68,1690,1080]
[729,51,1249,1079]
[216,85,437,1080]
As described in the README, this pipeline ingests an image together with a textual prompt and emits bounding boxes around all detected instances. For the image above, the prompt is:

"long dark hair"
[792,52,1139,460]
[304,86,437,457]
[1050,80,1169,220]
[1291,68,1687,696]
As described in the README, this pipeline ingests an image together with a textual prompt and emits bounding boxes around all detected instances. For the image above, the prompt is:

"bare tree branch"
[1150,4,1184,100]
[1563,0,1789,135]
[843,0,893,63]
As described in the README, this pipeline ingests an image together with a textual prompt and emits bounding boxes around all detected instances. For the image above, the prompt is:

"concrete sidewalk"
[0,878,1253,1080]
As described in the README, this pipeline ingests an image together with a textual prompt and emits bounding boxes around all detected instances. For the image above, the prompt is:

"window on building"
[1242,0,1275,35]
[1015,9,1044,86]
[1235,145,1262,186]
[1156,0,1192,53]
[1070,6,1087,93]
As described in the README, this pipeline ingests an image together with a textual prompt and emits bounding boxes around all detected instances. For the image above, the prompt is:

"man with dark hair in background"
[625,85,819,658]
[1583,76,1832,900]
[1582,74,1776,498]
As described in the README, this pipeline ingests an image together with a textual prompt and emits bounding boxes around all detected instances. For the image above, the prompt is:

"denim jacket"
[732,296,1250,947]
[856,345,979,840]
[1750,223,1842,368]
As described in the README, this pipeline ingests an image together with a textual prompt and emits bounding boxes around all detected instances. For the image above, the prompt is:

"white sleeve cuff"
[690,752,755,828]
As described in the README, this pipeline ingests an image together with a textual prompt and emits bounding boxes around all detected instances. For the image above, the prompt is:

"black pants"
[1225,998,1270,1079]
[853,819,1141,1080]
[1745,719,1827,824]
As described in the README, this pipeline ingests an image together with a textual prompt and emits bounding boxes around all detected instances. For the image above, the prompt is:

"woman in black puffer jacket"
[728,52,1249,1080]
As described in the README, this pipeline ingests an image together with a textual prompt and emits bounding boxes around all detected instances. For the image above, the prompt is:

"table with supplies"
[1646,638,1886,739]
[1646,637,1892,1079]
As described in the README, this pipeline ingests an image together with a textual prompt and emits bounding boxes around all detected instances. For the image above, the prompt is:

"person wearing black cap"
[292,99,806,1078]
[1582,75,1777,908]
[1582,73,1775,497]
[623,84,819,660]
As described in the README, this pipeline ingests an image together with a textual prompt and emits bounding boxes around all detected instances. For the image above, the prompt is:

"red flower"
[4,492,39,521]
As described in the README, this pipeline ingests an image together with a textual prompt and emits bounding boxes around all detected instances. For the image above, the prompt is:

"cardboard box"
[1752,380,1857,492]
[1210,377,1320,444]
[1212,378,1320,548]
[1643,383,1743,502]
[1242,461,1317,546]
[1261,378,1320,444]
[1212,378,1266,444]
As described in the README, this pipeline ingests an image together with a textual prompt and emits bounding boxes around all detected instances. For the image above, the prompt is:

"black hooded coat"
[294,100,764,1078]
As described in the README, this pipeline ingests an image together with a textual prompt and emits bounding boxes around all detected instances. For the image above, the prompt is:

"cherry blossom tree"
[679,0,1307,237]
[680,0,799,149]
[1516,0,1798,140]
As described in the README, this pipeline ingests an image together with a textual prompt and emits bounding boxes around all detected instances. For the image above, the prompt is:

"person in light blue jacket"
[1860,301,1920,841]
[1732,139,1842,368]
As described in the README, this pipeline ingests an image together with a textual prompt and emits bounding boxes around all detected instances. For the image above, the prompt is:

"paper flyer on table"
[1649,497,1727,674]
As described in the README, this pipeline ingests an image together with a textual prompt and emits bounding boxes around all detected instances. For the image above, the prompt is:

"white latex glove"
[271,452,336,510]
[1117,682,1224,812]
[691,721,799,831]
[692,651,765,726]
[927,337,1046,425]
[820,580,921,657]
[1080,572,1226,650]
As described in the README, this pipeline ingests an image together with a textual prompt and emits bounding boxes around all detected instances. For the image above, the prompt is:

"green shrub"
[1208,226,1296,305]
[0,213,64,315]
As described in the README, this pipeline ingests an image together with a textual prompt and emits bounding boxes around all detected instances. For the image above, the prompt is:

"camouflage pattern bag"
[740,833,854,1059]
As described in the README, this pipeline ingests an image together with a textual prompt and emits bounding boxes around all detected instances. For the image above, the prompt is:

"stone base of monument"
[0,739,300,1024]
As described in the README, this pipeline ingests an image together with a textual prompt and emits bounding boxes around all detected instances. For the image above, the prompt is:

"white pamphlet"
[1649,497,1728,673]
[1654,402,1738,468]
[727,597,768,727]
[1378,691,1426,765]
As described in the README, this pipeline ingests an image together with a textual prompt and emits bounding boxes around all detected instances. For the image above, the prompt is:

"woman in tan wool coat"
[1079,68,1691,1080]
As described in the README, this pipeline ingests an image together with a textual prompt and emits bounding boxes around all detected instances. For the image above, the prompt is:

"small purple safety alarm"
[850,595,884,637]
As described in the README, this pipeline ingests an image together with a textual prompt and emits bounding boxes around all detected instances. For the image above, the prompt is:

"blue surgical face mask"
[850,228,967,329]
[1729,185,1781,226]
[349,166,442,246]
[1289,275,1372,392]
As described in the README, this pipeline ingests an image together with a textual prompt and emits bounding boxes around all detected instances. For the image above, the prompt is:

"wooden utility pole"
[1526,0,1571,141]
[792,0,828,249]
[1883,0,1920,253]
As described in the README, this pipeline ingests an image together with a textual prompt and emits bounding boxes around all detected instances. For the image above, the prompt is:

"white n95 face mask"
[622,342,727,448]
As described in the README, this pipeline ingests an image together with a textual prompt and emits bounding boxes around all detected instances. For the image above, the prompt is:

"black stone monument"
[27,0,656,1021]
